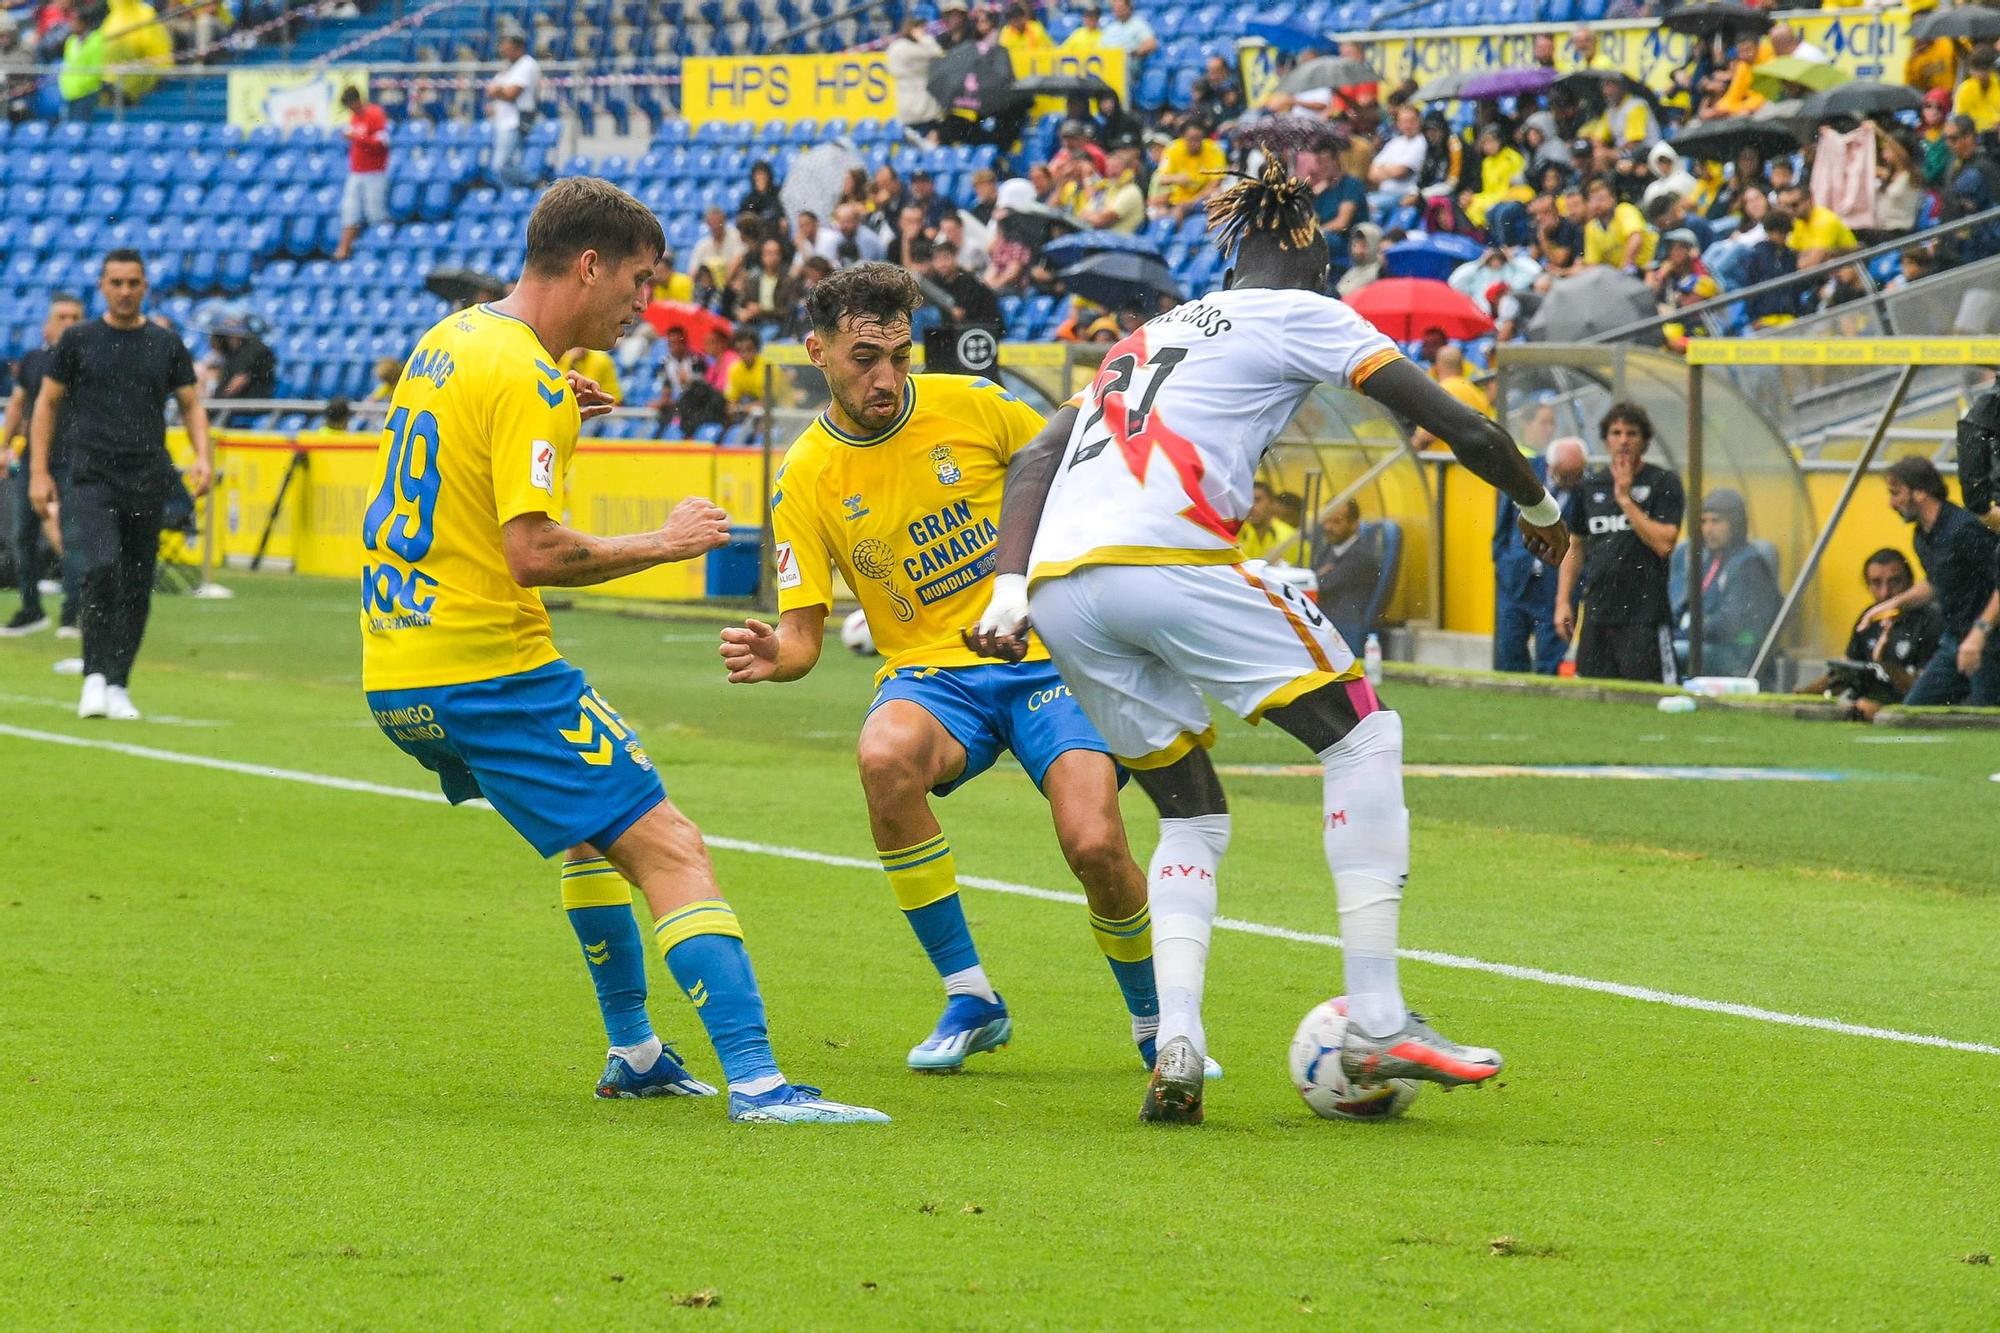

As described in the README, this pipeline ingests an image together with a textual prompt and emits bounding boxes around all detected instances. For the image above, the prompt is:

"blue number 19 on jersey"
[363,406,442,561]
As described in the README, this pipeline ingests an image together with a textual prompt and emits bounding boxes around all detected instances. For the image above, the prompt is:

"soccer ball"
[1288,996,1419,1121]
[840,608,877,656]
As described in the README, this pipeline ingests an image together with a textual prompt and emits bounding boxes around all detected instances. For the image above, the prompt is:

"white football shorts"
[1028,561,1361,768]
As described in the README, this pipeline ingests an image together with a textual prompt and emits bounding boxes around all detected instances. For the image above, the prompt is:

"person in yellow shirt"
[1582,176,1657,271]
[718,261,1178,1078]
[1149,119,1228,219]
[1238,480,1299,559]
[1062,0,1104,50]
[1464,123,1532,228]
[1411,345,1493,447]
[651,245,695,304]
[357,176,887,1124]
[997,2,1051,51]
[1953,46,2000,133]
[558,346,620,405]
[1777,184,1857,264]
[1906,37,1959,96]
[1706,35,1768,117]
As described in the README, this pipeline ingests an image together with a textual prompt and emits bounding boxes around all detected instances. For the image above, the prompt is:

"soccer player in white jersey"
[967,157,1570,1123]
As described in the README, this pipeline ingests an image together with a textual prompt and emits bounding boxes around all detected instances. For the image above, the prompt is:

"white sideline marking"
[5,720,1997,1060]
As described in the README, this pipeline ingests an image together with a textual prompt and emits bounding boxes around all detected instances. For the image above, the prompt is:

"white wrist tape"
[1520,491,1562,527]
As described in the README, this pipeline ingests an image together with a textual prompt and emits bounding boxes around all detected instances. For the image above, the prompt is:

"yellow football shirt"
[1584,202,1658,270]
[1156,138,1228,207]
[360,304,582,691]
[1955,75,2000,132]
[772,374,1049,679]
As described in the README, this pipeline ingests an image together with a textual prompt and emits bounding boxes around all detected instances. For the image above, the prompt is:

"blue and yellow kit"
[771,373,1111,794]
[359,304,664,855]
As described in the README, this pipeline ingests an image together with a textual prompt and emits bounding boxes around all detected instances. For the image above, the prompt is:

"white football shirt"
[1028,287,1401,584]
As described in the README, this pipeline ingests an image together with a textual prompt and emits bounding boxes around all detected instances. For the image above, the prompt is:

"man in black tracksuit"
[29,250,213,721]
[1,293,84,636]
[1554,400,1686,683]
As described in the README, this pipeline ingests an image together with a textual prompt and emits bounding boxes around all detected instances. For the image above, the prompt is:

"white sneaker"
[52,657,83,676]
[104,685,141,721]
[55,623,80,640]
[78,673,108,719]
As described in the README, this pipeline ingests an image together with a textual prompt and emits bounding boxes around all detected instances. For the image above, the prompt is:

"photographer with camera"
[1803,550,1943,720]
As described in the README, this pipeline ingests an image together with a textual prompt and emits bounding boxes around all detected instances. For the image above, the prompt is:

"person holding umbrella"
[1953,45,2000,134]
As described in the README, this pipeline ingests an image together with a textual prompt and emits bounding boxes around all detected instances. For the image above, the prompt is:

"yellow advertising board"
[226,68,368,131]
[1352,8,1911,91]
[680,47,1126,126]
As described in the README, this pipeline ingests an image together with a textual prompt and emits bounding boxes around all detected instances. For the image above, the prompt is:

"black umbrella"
[998,199,1080,252]
[1415,70,1477,103]
[1058,252,1181,311]
[1277,56,1381,94]
[1912,7,2000,41]
[1554,69,1659,109]
[1013,73,1115,100]
[927,40,1019,119]
[1801,80,1924,121]
[1527,268,1656,341]
[1660,2,1773,38]
[425,267,507,307]
[1668,115,1803,162]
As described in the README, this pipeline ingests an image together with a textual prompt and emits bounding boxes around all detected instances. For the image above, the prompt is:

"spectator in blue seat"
[1305,143,1365,285]
[1311,499,1385,656]
[1189,56,1243,131]
[485,28,542,189]
[738,160,785,229]
[1099,0,1157,66]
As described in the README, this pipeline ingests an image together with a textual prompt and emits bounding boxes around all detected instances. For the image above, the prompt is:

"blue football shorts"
[366,659,666,858]
[868,659,1116,797]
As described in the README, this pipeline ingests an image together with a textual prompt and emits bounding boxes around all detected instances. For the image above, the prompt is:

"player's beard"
[836,380,900,434]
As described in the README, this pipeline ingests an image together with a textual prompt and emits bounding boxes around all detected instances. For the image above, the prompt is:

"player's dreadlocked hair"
[1205,124,1333,278]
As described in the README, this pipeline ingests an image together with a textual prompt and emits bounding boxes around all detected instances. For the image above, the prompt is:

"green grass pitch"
[3,576,1997,1327]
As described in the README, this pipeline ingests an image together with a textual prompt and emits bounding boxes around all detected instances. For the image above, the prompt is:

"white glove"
[974,572,1031,641]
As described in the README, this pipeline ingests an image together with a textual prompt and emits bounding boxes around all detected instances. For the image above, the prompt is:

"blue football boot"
[907,993,1012,1072]
[593,1044,716,1099]
[726,1084,891,1124]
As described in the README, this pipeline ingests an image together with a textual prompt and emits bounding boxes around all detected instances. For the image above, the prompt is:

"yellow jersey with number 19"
[359,303,583,692]
[771,373,1049,680]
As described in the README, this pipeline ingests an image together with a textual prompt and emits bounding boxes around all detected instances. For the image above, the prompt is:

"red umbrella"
[644,301,734,342]
[1343,278,1494,342]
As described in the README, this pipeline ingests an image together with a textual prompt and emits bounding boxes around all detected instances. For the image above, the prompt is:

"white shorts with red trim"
[1027,561,1363,769]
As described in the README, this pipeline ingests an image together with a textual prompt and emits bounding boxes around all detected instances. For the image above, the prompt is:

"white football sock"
[730,1073,785,1096]
[1320,710,1410,1040]
[941,964,998,1002]
[1148,813,1230,1061]
[609,1034,662,1074]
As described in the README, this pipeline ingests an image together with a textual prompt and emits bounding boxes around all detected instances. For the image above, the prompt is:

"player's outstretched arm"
[720,606,827,683]
[1360,359,1568,567]
[964,405,1078,663]
[502,496,729,588]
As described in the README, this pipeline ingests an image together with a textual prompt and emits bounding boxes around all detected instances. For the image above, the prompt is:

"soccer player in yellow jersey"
[721,264,1213,1079]
[359,178,884,1124]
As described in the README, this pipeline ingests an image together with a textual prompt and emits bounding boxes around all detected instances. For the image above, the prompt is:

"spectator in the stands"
[915,237,1002,327]
[1954,45,2000,134]
[939,212,988,271]
[202,307,276,426]
[1585,75,1659,151]
[1768,20,1829,65]
[830,201,886,266]
[1149,118,1227,221]
[321,396,351,431]
[838,166,870,209]
[1062,0,1104,49]
[1583,174,1656,274]
[1305,145,1365,279]
[688,206,740,287]
[650,325,711,430]
[1190,55,1243,129]
[1738,210,1811,324]
[1869,132,1922,243]
[1919,90,1954,185]
[867,164,906,234]
[1312,499,1384,653]
[1100,0,1157,63]
[1529,189,1584,275]
[1777,183,1857,266]
[1802,549,1943,719]
[1885,244,1935,292]
[1648,227,1717,318]
[968,169,1000,225]
[485,27,541,189]
[972,7,998,42]
[1943,116,2000,259]
[908,170,950,230]
[332,85,388,262]
[732,237,802,340]
[722,330,783,422]
[1367,103,1427,215]
[936,0,971,48]
[1336,222,1383,297]
[1410,346,1492,450]
[1028,161,1058,202]
[887,203,930,269]
[1673,488,1782,680]
[1494,432,1585,675]
[1053,118,1108,177]
[1876,455,2000,705]
[1078,142,1146,232]
[887,13,944,133]
[1448,240,1540,317]
[558,344,620,406]
[738,161,785,229]
[1565,26,1605,70]
[370,355,400,401]
[997,3,1050,51]
[790,210,837,269]
[1238,480,1298,559]
[1706,145,1767,222]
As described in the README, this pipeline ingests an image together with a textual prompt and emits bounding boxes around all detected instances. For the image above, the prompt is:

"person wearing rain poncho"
[101,0,171,101]
[1671,488,1783,680]
[1335,221,1382,299]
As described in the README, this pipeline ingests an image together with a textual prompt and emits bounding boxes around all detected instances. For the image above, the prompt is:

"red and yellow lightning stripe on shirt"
[359,304,583,691]
[771,374,1048,681]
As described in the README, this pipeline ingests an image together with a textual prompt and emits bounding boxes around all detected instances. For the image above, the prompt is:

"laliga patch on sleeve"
[775,541,801,590]
[530,440,555,495]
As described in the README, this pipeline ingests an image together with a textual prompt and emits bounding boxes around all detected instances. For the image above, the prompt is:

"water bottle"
[1363,633,1383,686]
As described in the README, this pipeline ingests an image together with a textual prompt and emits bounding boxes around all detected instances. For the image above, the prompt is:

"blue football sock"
[655,899,783,1091]
[1090,905,1159,1021]
[561,857,653,1048]
[881,836,982,978]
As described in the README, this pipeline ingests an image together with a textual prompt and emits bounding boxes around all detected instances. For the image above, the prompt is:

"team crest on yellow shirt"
[929,446,962,486]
